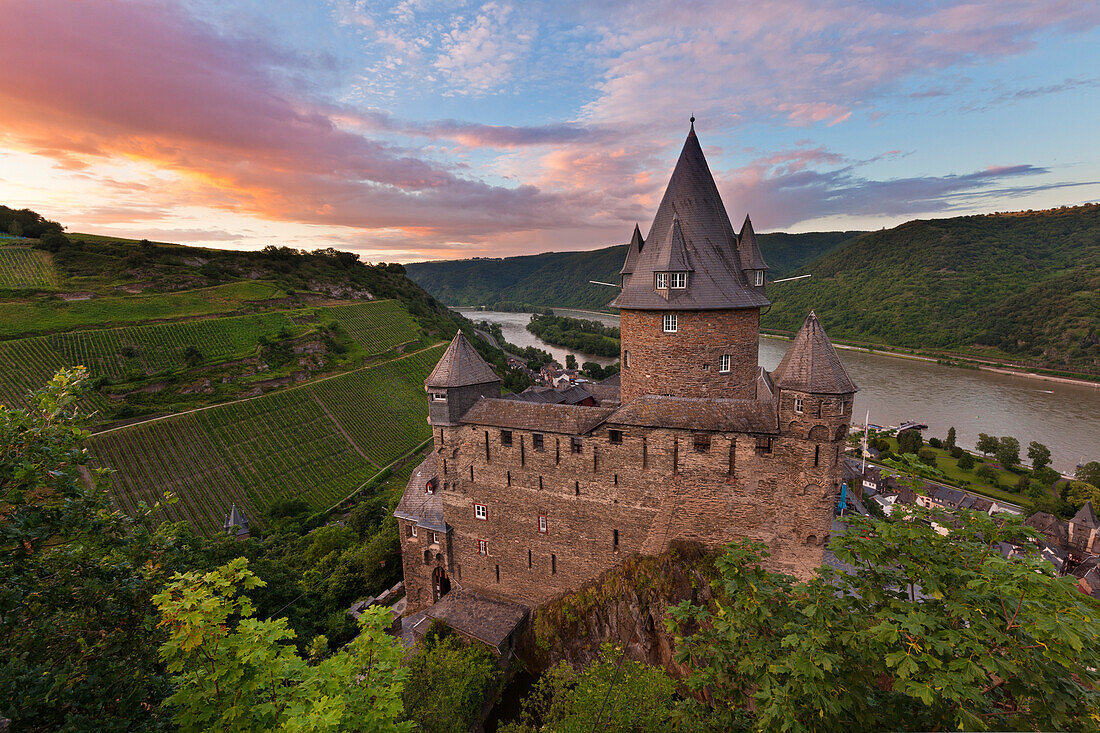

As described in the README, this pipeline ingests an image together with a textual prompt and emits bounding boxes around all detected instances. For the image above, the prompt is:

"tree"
[402,629,501,732]
[565,353,578,370]
[957,451,976,471]
[897,429,922,455]
[995,436,1020,469]
[1062,481,1100,511]
[669,508,1100,731]
[1015,475,1031,494]
[1076,461,1100,488]
[0,369,177,730]
[502,643,679,733]
[976,433,999,456]
[154,558,411,733]
[1027,442,1052,472]
[945,427,956,450]
[183,345,203,366]
[917,447,937,466]
[975,463,999,485]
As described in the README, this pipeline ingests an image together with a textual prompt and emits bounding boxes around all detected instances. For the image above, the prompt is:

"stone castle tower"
[395,123,857,627]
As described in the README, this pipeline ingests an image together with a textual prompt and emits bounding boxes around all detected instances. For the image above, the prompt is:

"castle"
[395,123,857,642]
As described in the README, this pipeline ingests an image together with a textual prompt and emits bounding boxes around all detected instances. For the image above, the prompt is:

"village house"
[395,122,858,633]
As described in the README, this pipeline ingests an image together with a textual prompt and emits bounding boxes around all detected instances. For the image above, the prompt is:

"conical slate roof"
[620,224,644,276]
[1071,501,1098,529]
[224,504,249,536]
[653,217,693,272]
[772,312,857,394]
[425,332,499,388]
[611,123,770,311]
[738,215,768,271]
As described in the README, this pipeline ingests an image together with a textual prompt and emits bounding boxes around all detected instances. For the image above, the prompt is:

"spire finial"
[689,115,695,131]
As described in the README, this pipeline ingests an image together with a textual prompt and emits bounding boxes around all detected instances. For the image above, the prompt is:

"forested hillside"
[405,230,860,310]
[763,205,1099,374]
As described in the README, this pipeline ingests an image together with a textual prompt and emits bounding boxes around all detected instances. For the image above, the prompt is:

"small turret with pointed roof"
[738,215,768,291]
[224,504,249,539]
[1072,501,1098,530]
[620,224,644,281]
[773,311,858,395]
[425,332,501,426]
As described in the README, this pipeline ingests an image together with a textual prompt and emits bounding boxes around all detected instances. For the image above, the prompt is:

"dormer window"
[655,272,668,289]
[670,272,687,288]
[753,271,764,287]
[430,392,447,401]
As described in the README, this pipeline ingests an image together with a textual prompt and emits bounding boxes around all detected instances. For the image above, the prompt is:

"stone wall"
[428,397,851,608]
[397,521,451,614]
[619,308,760,404]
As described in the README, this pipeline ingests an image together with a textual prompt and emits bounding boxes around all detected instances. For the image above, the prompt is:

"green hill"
[404,230,860,310]
[762,205,1099,374]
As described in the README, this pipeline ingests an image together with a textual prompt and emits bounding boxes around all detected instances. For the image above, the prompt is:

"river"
[458,308,1100,474]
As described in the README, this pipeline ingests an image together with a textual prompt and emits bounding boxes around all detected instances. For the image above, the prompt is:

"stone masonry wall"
[397,520,451,614]
[427,395,851,608]
[619,308,760,404]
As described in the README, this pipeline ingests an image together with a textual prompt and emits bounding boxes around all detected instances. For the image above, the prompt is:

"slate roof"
[425,332,499,389]
[1024,512,1069,545]
[738,215,769,271]
[619,224,644,276]
[582,382,621,406]
[611,124,770,311]
[461,399,616,435]
[1071,501,1098,529]
[425,589,528,650]
[755,366,775,401]
[606,395,778,434]
[224,504,249,536]
[653,217,693,272]
[504,384,595,406]
[394,455,446,533]
[772,311,858,395]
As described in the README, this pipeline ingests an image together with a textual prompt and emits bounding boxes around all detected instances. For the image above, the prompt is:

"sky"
[0,0,1097,262]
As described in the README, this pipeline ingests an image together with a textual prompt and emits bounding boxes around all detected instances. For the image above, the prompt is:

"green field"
[89,343,445,534]
[0,299,422,409]
[0,247,58,289]
[0,280,284,339]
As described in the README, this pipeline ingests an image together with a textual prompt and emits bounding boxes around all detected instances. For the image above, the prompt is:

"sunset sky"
[0,0,1097,262]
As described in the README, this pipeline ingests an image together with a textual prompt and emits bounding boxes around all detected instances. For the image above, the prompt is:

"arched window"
[808,425,829,441]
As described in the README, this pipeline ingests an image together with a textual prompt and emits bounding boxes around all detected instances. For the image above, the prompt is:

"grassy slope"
[762,205,1099,373]
[404,231,859,310]
[91,344,445,534]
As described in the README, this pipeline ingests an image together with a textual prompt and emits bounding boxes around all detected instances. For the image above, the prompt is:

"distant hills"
[405,231,861,311]
[406,206,1099,376]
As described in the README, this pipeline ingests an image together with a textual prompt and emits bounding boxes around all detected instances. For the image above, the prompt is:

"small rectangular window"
[755,436,773,456]
[754,271,765,286]
[655,272,668,289]
[500,430,512,446]
[608,429,623,445]
[670,272,687,288]
[474,503,487,520]
[411,524,417,538]
[495,564,500,583]
[528,549,532,568]
[571,437,583,454]
[623,350,630,368]
[538,515,548,533]
[719,354,731,373]
[430,392,447,401]
[551,554,557,574]
[533,433,544,451]
[613,529,620,551]
[663,313,677,333]
[478,539,488,556]
[694,433,711,452]
[794,397,804,414]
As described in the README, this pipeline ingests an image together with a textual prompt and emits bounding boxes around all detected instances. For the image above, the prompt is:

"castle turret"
[612,121,769,403]
[425,332,501,428]
[738,215,768,294]
[773,312,857,480]
[619,223,644,287]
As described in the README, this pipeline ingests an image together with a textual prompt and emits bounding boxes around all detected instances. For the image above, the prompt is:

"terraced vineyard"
[0,300,421,408]
[89,343,445,534]
[318,300,420,352]
[0,247,58,289]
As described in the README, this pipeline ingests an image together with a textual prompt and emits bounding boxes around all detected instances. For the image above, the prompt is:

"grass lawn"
[881,437,1027,506]
[0,281,284,338]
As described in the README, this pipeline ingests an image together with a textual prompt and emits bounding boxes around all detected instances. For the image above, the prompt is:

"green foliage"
[945,426,956,450]
[916,447,937,465]
[896,429,922,455]
[1026,441,1051,472]
[405,231,859,311]
[0,204,65,239]
[975,463,999,484]
[402,634,501,732]
[502,643,678,733]
[1077,460,1100,488]
[0,368,175,730]
[761,205,1100,373]
[154,558,411,732]
[669,508,1100,732]
[1062,480,1100,511]
[995,435,1020,469]
[976,432,999,455]
[527,313,621,358]
[957,451,976,470]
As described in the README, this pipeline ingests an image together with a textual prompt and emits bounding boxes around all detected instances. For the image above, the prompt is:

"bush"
[1016,475,1031,494]
[957,452,976,471]
[402,634,501,733]
[917,448,937,466]
[927,437,943,449]
[949,446,964,459]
